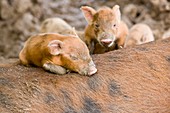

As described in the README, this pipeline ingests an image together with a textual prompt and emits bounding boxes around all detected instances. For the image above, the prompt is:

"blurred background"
[0,0,170,59]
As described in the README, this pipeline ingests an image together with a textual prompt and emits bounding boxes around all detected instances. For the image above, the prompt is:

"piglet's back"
[125,23,154,47]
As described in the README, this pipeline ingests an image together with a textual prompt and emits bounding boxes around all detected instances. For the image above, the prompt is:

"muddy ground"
[0,0,170,58]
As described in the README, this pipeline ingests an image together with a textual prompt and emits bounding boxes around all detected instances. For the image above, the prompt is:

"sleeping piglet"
[19,33,97,76]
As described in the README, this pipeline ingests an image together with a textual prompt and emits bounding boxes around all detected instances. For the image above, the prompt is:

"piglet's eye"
[95,24,100,28]
[113,24,116,27]
[70,55,78,60]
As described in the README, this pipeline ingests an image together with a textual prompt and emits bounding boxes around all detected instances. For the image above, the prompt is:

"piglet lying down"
[19,33,97,76]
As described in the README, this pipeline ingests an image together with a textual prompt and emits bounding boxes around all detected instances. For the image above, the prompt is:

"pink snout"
[88,66,97,76]
[78,66,97,76]
[87,60,97,76]
[101,39,113,47]
[78,61,97,76]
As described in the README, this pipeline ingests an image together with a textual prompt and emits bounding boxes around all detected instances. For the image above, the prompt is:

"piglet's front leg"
[85,38,96,54]
[43,63,68,75]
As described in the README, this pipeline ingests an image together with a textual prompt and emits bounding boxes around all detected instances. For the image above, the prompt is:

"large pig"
[19,33,97,76]
[125,23,154,47]
[81,5,129,54]
[1,38,170,113]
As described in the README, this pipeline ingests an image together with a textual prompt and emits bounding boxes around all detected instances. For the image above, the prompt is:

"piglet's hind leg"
[43,63,67,75]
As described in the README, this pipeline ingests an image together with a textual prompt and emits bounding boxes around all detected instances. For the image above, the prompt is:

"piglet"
[81,5,129,54]
[19,33,97,76]
[125,23,154,47]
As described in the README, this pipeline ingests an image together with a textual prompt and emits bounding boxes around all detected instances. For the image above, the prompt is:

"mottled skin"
[19,33,97,76]
[0,38,170,113]
[125,23,155,47]
[81,5,129,54]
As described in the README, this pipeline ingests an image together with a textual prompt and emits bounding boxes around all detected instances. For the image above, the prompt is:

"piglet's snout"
[78,60,97,76]
[101,39,113,46]
[88,66,97,76]
[87,60,97,76]
[100,33,115,47]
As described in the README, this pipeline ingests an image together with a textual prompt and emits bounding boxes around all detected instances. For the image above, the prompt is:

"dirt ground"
[0,0,170,58]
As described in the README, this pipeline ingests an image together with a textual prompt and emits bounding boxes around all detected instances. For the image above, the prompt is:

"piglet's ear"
[112,5,121,22]
[141,35,147,42]
[48,40,63,55]
[70,27,79,38]
[81,6,96,24]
